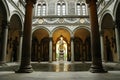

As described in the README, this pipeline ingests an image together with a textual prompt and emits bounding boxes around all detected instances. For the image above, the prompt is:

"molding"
[98,0,114,16]
[19,0,26,6]
[33,15,89,18]
[8,0,25,16]
[32,23,90,26]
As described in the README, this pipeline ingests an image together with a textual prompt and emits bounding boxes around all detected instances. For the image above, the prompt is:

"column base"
[49,61,52,63]
[15,65,33,73]
[0,62,7,66]
[89,65,108,73]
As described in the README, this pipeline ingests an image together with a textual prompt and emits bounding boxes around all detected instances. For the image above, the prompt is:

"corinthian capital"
[31,0,37,4]
[86,0,98,4]
[86,0,91,4]
[25,0,37,4]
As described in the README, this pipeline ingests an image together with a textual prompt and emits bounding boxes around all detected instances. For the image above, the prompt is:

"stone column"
[17,31,23,62]
[49,37,52,62]
[86,0,107,73]
[16,0,37,73]
[115,25,120,61]
[0,20,9,66]
[100,30,104,62]
[71,37,74,62]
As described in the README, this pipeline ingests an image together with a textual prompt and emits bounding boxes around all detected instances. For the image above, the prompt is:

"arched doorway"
[7,14,22,62]
[32,28,49,62]
[74,28,91,62]
[101,13,118,62]
[0,1,7,61]
[52,28,71,61]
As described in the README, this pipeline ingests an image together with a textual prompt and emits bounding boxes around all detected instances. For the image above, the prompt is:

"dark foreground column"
[16,0,36,73]
[0,20,8,66]
[86,0,107,73]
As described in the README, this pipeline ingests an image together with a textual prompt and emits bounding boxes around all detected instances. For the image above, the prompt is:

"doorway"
[56,35,67,61]
[52,28,71,61]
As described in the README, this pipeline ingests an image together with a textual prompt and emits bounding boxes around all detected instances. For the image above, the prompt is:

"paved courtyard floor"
[0,71,120,80]
[0,61,120,80]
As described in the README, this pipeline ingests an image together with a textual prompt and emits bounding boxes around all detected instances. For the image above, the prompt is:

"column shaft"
[115,26,120,61]
[17,32,23,62]
[71,37,74,62]
[0,21,8,66]
[100,31,104,62]
[49,37,52,62]
[16,0,36,73]
[87,0,107,73]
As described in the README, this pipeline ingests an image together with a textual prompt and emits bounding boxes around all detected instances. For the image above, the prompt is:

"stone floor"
[0,61,120,80]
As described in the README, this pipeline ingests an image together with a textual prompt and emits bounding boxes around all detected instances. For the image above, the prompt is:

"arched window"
[77,2,81,15]
[57,1,66,15]
[82,3,86,15]
[57,2,61,15]
[62,3,66,15]
[37,2,46,16]
[42,3,46,16]
[37,4,41,16]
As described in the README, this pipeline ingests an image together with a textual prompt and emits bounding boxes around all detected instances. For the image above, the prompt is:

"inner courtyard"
[0,0,120,80]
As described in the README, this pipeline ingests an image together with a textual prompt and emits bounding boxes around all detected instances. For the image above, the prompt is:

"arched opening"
[0,1,7,60]
[32,28,49,62]
[74,28,91,62]
[52,28,70,61]
[101,13,118,62]
[7,14,22,62]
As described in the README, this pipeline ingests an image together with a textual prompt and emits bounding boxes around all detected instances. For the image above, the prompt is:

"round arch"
[73,28,91,61]
[1,0,10,21]
[7,14,22,62]
[32,28,50,62]
[73,26,91,35]
[51,26,72,37]
[32,26,50,36]
[52,27,71,61]
[101,13,118,62]
[101,13,114,29]
[52,27,71,44]
[9,11,24,30]
[99,10,115,28]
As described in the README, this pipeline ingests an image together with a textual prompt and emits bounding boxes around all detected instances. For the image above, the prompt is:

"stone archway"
[52,28,71,61]
[74,28,91,62]
[7,14,22,62]
[32,28,49,62]
[101,13,118,62]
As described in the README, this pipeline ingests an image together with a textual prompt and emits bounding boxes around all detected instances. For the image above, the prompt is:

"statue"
[58,36,65,61]
[58,36,65,53]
